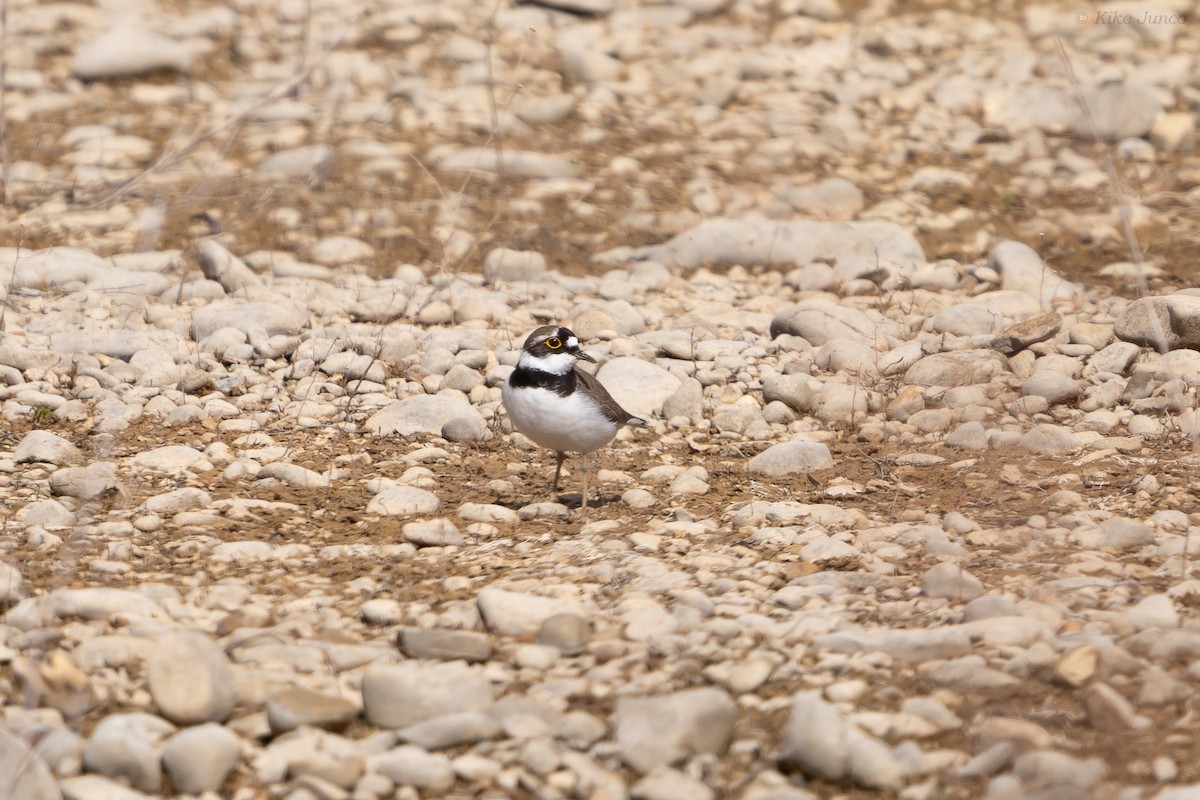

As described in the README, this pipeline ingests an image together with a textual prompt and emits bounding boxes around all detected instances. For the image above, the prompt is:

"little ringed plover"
[502,325,645,509]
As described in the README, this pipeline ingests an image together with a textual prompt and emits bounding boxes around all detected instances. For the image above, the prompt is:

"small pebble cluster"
[3,1,1200,800]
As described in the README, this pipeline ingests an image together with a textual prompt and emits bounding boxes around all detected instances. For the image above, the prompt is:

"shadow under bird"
[501,325,646,510]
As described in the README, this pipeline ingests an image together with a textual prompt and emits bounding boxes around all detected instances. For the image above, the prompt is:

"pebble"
[748,439,833,477]
[615,687,737,773]
[779,690,904,790]
[477,587,583,637]
[83,712,176,792]
[0,727,60,800]
[398,627,493,662]
[15,429,84,465]
[631,766,716,800]
[71,28,192,79]
[921,562,985,601]
[160,723,242,794]
[361,661,493,728]
[267,687,360,734]
[146,630,236,724]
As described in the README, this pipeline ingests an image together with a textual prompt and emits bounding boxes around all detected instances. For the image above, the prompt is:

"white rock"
[595,358,680,419]
[632,219,925,281]
[84,712,176,792]
[748,440,834,477]
[779,690,904,790]
[14,429,83,465]
[477,587,582,637]
[71,28,192,79]
[366,393,484,436]
[146,630,236,724]
[615,687,737,773]
[161,723,242,794]
[361,661,493,728]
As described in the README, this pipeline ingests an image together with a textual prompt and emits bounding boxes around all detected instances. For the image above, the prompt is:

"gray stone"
[595,357,679,420]
[438,148,580,178]
[442,414,489,442]
[1018,424,1081,454]
[361,661,493,728]
[615,687,737,773]
[1083,682,1147,732]
[84,712,176,792]
[631,766,716,800]
[17,498,77,528]
[1013,750,1108,788]
[49,462,119,500]
[1021,371,1081,405]
[989,241,1082,308]
[366,393,483,436]
[71,27,191,79]
[0,727,60,800]
[991,312,1063,355]
[478,587,583,637]
[778,177,864,220]
[771,299,888,347]
[633,218,925,282]
[1088,341,1141,375]
[813,628,972,662]
[398,627,493,662]
[146,630,236,724]
[945,420,988,450]
[1128,593,1179,630]
[403,519,463,547]
[267,687,360,734]
[6,587,162,630]
[779,690,904,790]
[143,487,212,515]
[161,723,242,794]
[0,560,24,602]
[904,349,1010,387]
[483,248,547,282]
[15,429,83,465]
[748,439,833,477]
[398,711,502,749]
[538,612,592,655]
[1073,83,1162,141]
[662,377,704,423]
[197,239,261,292]
[191,301,307,342]
[1115,295,1200,351]
[61,774,153,800]
[309,235,374,266]
[366,485,440,516]
[129,445,208,471]
[1099,517,1155,549]
[366,746,455,792]
[257,144,333,177]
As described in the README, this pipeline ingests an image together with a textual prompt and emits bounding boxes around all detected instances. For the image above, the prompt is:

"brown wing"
[575,367,647,426]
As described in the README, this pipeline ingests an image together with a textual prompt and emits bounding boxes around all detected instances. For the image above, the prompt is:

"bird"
[501,325,646,510]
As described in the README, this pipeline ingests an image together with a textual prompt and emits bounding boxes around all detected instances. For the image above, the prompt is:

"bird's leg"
[581,453,589,512]
[553,451,565,492]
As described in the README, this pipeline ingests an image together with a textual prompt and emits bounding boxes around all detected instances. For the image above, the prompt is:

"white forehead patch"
[566,336,579,349]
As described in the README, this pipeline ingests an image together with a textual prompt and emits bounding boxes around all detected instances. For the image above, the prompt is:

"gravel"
[2,1,1199,798]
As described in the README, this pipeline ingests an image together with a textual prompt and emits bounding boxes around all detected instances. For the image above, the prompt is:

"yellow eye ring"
[545,337,563,349]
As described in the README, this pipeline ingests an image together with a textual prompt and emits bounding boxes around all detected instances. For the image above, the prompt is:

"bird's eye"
[545,337,563,349]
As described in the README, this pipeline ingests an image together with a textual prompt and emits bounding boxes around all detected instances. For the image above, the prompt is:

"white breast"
[502,381,620,454]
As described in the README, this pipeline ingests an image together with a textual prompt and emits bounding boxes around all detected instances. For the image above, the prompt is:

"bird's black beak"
[573,351,597,363]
